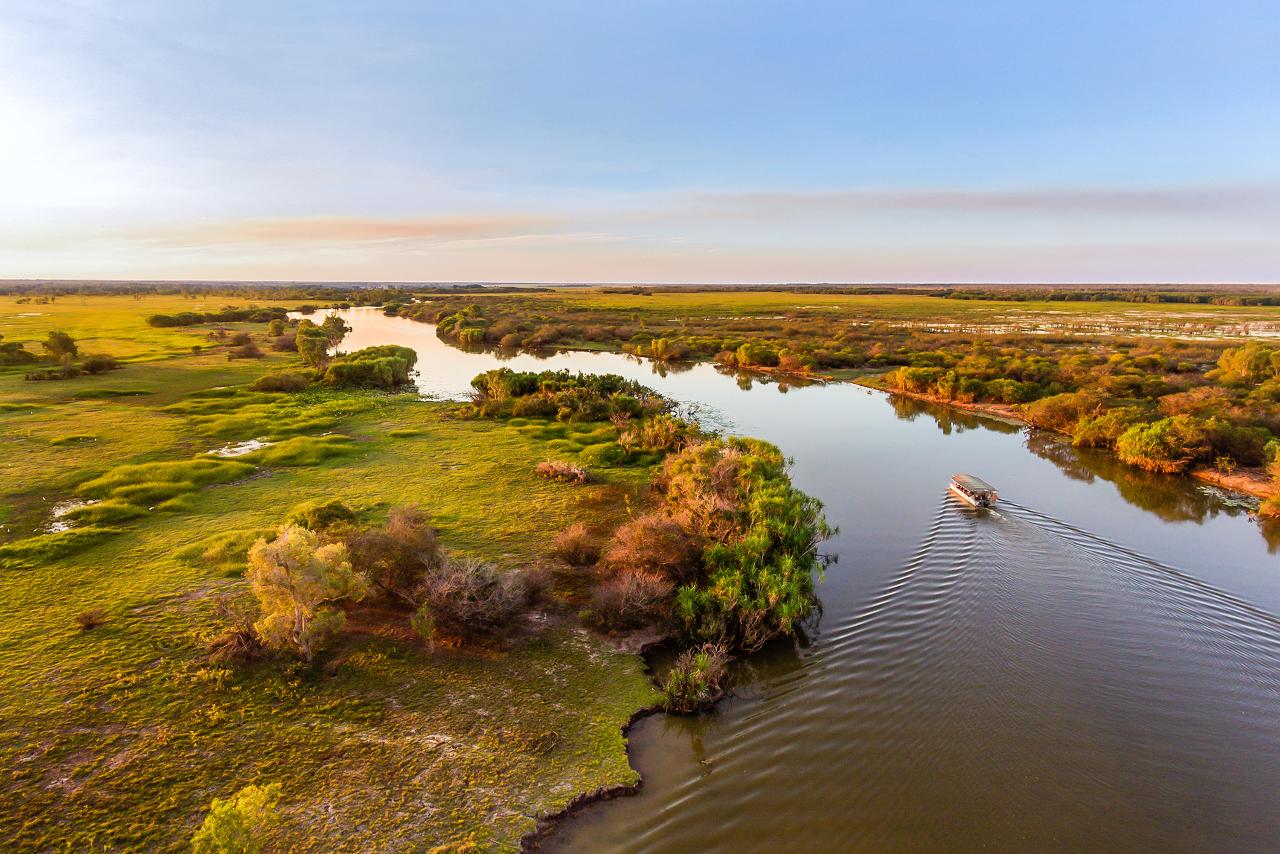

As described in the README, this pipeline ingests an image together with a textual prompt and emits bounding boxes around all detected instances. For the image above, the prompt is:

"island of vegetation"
[0,288,829,851]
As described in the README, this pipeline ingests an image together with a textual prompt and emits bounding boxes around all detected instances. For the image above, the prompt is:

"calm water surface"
[331,308,1280,852]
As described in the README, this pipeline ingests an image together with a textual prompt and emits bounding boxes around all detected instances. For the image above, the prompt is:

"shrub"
[618,414,690,453]
[250,371,312,392]
[347,506,443,603]
[467,369,665,421]
[661,438,832,650]
[42,330,77,358]
[602,513,700,583]
[1115,416,1213,473]
[1072,407,1146,448]
[75,609,107,631]
[229,332,253,346]
[1022,391,1104,432]
[1260,497,1280,520]
[248,526,366,661]
[535,460,590,484]
[206,597,266,663]
[586,569,674,631]
[191,783,282,854]
[322,345,417,388]
[270,334,297,352]
[0,337,37,365]
[227,342,263,359]
[552,522,600,566]
[661,643,730,713]
[80,354,120,374]
[286,499,356,531]
[413,557,537,645]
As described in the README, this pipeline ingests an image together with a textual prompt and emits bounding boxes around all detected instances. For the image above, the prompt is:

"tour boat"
[949,473,998,508]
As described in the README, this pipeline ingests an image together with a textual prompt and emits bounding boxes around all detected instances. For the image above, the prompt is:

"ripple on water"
[546,495,1280,853]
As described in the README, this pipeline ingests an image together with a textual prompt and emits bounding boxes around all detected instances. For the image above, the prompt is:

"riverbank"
[851,375,1277,507]
[852,375,1026,426]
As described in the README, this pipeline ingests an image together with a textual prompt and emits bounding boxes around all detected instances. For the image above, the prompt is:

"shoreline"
[851,379,1276,506]
[519,704,664,852]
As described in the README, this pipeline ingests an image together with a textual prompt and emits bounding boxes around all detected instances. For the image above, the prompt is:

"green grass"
[0,297,661,851]
[0,526,122,569]
[239,434,355,467]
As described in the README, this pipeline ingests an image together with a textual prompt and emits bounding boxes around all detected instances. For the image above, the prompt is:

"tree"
[319,313,351,345]
[295,321,330,367]
[247,526,365,661]
[42,330,77,359]
[191,783,282,854]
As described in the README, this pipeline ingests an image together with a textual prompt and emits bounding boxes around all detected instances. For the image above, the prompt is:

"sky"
[2,0,1279,284]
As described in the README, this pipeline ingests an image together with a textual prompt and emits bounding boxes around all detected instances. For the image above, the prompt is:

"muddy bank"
[1191,466,1276,504]
[520,704,664,852]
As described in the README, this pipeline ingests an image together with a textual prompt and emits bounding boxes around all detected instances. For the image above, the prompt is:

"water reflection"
[885,393,1023,435]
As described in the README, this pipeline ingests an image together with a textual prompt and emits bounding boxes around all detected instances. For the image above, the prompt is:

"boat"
[949,473,998,507]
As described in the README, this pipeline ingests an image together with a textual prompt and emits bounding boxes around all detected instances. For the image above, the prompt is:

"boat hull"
[950,482,993,507]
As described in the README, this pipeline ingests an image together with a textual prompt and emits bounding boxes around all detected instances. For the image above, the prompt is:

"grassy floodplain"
[0,294,662,850]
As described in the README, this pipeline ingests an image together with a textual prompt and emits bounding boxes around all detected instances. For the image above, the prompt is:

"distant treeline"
[146,307,293,327]
[937,289,1280,305]
[1,282,552,299]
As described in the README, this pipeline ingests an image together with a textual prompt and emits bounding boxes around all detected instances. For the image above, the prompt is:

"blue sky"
[2,0,1278,282]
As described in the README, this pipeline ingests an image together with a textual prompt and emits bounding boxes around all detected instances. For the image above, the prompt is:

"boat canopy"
[951,474,997,494]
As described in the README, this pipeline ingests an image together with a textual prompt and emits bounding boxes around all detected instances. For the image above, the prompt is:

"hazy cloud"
[129,215,563,247]
[686,184,1280,218]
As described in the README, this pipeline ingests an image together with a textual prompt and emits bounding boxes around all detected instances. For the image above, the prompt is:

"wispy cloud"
[128,214,562,247]
[685,184,1280,218]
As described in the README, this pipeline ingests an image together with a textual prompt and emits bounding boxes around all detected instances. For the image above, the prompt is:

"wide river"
[331,308,1280,852]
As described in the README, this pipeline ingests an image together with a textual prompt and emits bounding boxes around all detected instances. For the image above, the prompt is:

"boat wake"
[549,494,1280,852]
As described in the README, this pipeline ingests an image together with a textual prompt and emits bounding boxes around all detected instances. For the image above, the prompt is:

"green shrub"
[661,643,730,713]
[80,354,121,374]
[322,345,417,389]
[662,438,833,651]
[286,499,357,531]
[250,371,312,392]
[191,783,282,854]
[1115,416,1213,473]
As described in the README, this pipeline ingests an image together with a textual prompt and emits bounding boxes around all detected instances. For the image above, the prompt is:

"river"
[327,307,1280,852]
